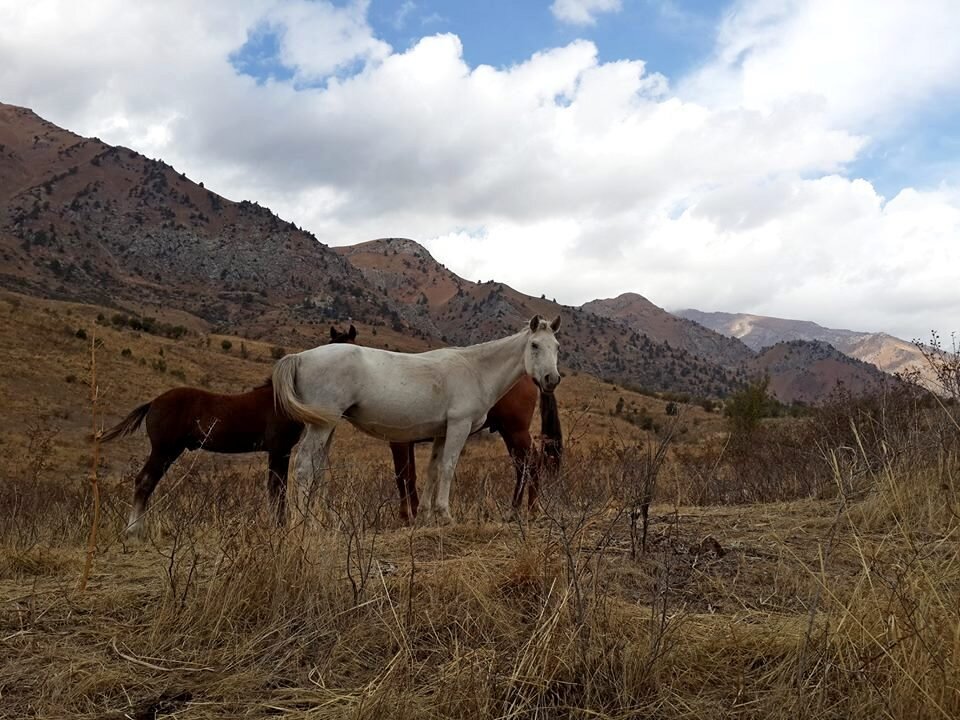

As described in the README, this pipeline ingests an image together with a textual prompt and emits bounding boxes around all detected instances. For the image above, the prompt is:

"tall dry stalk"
[77,332,100,593]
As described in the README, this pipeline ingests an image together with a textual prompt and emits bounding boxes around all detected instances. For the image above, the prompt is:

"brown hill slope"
[0,290,716,485]
[582,293,755,367]
[749,340,893,404]
[0,102,405,342]
[337,238,743,398]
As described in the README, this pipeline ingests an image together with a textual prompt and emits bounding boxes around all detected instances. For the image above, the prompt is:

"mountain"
[582,293,755,367]
[749,340,892,404]
[0,103,897,404]
[0,103,742,398]
[337,238,743,398]
[0,102,407,342]
[676,309,929,382]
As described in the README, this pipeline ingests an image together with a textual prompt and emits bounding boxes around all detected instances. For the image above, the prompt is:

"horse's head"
[524,314,562,393]
[329,324,358,344]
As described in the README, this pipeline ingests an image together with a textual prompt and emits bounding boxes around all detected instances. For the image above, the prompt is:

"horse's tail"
[539,390,563,472]
[272,353,341,426]
[98,402,151,443]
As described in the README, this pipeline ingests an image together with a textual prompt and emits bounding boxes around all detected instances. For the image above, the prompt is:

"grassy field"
[1,291,958,719]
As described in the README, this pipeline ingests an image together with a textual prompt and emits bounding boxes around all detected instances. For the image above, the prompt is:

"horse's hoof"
[437,511,454,526]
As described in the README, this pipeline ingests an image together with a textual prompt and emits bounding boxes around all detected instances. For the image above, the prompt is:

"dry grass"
[3,435,958,718]
[1,291,959,718]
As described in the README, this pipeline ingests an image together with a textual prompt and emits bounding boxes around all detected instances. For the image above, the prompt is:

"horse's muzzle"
[536,373,561,394]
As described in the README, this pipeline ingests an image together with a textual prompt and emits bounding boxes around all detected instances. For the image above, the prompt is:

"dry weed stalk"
[624,413,680,556]
[76,332,99,593]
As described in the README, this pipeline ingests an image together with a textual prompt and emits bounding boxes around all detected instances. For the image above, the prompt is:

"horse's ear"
[529,315,542,332]
[348,324,357,341]
[550,315,562,333]
[329,326,338,340]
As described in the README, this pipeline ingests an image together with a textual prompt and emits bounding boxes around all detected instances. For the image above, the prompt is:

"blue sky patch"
[229,21,296,85]
[367,0,727,78]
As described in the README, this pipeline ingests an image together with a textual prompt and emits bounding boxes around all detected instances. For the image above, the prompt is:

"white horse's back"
[280,343,480,441]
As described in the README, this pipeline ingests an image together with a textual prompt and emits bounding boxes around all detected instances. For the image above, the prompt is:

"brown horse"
[388,366,563,523]
[100,325,357,536]
[283,326,562,523]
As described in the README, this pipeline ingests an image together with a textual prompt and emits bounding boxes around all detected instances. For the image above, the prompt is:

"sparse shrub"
[270,346,285,360]
[64,374,76,384]
[74,328,87,340]
[221,339,232,352]
[724,375,778,436]
[120,348,132,358]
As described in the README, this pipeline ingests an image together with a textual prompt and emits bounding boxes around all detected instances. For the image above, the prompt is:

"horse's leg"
[406,444,420,518]
[503,428,535,516]
[293,424,335,524]
[417,437,444,525]
[390,443,412,524]
[434,420,473,525]
[128,446,182,538]
[267,448,291,526]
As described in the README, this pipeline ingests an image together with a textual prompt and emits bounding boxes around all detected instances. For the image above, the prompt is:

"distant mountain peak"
[582,294,755,368]
[339,237,437,262]
[678,308,931,385]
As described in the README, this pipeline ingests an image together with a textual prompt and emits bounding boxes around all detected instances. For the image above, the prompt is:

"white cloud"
[550,0,622,26]
[684,0,960,129]
[0,0,958,341]
[267,0,391,82]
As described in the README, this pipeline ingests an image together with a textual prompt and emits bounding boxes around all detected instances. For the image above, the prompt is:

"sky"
[0,0,958,342]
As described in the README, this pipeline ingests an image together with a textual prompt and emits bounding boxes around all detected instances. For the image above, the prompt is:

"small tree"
[725,375,775,436]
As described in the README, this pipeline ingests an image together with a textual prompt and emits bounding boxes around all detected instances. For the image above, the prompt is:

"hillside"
[678,308,929,381]
[749,339,892,403]
[0,104,900,404]
[0,102,409,344]
[582,292,755,367]
[338,238,743,398]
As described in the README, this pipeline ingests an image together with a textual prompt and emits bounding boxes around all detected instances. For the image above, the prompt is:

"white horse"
[272,315,562,524]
